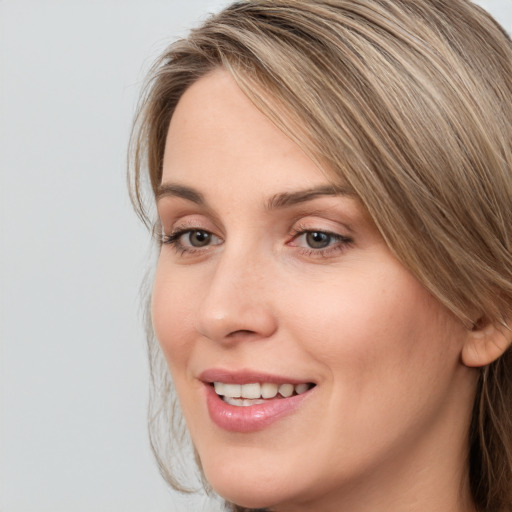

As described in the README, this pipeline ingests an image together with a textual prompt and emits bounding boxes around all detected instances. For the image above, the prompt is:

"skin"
[152,69,479,512]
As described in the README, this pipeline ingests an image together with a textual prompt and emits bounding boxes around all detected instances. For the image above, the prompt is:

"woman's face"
[153,70,477,511]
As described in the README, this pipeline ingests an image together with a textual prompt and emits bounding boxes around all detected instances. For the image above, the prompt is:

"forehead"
[162,69,332,192]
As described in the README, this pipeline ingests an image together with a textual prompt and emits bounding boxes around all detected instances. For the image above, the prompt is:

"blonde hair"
[129,1,512,510]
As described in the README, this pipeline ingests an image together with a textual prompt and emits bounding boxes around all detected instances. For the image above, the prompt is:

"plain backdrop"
[0,1,510,511]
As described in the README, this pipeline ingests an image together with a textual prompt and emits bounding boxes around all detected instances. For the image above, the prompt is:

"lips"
[199,369,316,432]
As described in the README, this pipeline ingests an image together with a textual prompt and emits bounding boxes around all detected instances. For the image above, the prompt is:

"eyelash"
[160,226,353,258]
[160,228,221,256]
[288,225,353,258]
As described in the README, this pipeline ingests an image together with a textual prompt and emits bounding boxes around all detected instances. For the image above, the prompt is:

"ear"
[462,317,512,367]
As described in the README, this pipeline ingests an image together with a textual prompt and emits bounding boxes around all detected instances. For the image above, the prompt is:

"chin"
[203,461,298,511]
[210,482,276,510]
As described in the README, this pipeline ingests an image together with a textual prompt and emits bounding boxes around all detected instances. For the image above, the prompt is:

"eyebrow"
[156,183,206,204]
[156,182,354,209]
[266,184,355,210]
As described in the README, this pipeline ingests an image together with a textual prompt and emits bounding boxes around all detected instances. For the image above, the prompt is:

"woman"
[129,1,512,511]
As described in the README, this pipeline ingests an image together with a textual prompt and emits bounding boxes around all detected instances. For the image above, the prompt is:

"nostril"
[226,329,257,337]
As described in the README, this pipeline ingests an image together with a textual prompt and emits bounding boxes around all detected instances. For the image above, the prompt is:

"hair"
[128,1,512,511]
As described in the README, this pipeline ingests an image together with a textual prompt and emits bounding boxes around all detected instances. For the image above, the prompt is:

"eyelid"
[159,214,219,238]
[163,227,222,247]
[286,220,354,258]
[159,218,224,259]
[288,229,353,247]
[289,217,353,239]
[157,201,223,233]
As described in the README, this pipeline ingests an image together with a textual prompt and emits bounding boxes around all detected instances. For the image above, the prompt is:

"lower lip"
[204,384,312,433]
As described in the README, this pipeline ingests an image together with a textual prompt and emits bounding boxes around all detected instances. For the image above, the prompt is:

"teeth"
[295,383,309,395]
[224,383,241,398]
[224,397,267,407]
[278,383,294,398]
[214,382,241,397]
[213,381,312,400]
[261,382,278,398]
[241,383,261,399]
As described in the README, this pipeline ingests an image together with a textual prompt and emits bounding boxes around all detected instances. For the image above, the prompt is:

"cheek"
[279,268,467,476]
[152,261,197,371]
[286,264,462,395]
[151,262,206,430]
[284,269,408,352]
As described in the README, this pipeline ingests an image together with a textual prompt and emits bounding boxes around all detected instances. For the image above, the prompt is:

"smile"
[213,381,313,406]
[200,372,316,432]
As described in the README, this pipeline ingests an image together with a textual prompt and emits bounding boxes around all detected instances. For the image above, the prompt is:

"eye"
[185,230,213,247]
[293,230,349,249]
[304,231,333,249]
[288,227,353,258]
[161,228,222,253]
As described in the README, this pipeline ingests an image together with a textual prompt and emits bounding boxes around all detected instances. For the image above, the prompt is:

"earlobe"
[462,317,512,367]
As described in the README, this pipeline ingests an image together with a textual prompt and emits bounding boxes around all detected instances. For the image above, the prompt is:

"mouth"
[211,381,315,407]
[200,370,316,432]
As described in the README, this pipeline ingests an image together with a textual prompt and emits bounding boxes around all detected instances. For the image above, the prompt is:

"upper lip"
[199,368,314,385]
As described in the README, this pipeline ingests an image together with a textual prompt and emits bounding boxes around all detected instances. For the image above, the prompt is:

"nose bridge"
[195,241,277,343]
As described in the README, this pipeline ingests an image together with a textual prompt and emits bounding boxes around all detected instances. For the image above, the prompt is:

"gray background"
[1,1,510,511]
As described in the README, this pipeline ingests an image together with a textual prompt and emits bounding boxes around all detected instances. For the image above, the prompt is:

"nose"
[194,248,278,344]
